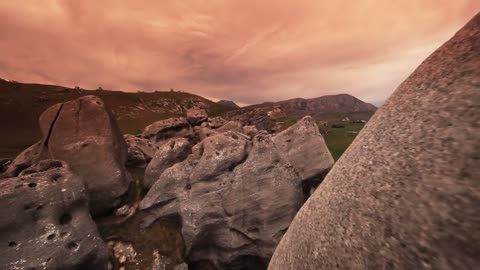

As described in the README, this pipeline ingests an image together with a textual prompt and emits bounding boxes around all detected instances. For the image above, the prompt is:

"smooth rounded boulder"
[0,160,109,270]
[39,95,131,216]
[269,13,480,270]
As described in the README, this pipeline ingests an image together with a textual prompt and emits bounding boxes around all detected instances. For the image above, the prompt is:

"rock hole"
[59,213,72,225]
[215,151,220,156]
[81,143,89,148]
[185,184,192,190]
[47,234,55,240]
[36,205,43,211]
[286,139,292,143]
[67,242,79,250]
[8,241,17,247]
[47,258,51,262]
[51,174,62,182]
[24,203,34,210]
[95,101,101,105]
[28,183,37,188]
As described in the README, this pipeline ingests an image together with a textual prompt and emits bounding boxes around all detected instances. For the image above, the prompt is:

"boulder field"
[268,12,480,270]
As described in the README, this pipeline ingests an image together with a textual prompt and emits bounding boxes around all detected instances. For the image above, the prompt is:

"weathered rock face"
[224,108,275,132]
[272,116,334,195]
[216,120,243,133]
[143,138,192,189]
[38,95,131,216]
[140,127,331,268]
[269,13,480,270]
[0,160,109,270]
[186,109,208,126]
[141,117,195,143]
[124,134,161,168]
[207,116,228,129]
[2,141,46,178]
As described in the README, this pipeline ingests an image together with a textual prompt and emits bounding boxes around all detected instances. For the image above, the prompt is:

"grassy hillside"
[0,79,233,158]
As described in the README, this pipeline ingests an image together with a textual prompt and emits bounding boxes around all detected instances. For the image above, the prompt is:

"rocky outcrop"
[2,141,46,178]
[186,109,208,126]
[224,108,275,132]
[0,160,109,269]
[143,138,192,189]
[207,116,228,129]
[216,120,243,133]
[141,117,195,143]
[124,134,160,168]
[269,13,480,270]
[272,116,334,195]
[37,95,132,216]
[139,115,334,268]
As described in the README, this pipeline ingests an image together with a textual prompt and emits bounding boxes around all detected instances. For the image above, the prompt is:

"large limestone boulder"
[124,134,161,168]
[143,138,192,189]
[141,117,195,143]
[269,13,480,270]
[186,109,208,126]
[272,116,334,194]
[38,95,131,216]
[0,160,109,269]
[139,132,305,268]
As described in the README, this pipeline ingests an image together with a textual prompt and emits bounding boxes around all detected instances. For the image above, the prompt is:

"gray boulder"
[207,116,228,129]
[143,138,192,189]
[194,126,218,141]
[124,134,161,168]
[2,141,46,178]
[216,120,243,133]
[38,95,131,216]
[269,13,480,270]
[272,116,334,194]
[186,109,208,126]
[139,132,303,269]
[0,160,109,269]
[141,117,195,143]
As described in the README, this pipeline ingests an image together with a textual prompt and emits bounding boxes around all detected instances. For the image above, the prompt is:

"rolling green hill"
[0,79,233,158]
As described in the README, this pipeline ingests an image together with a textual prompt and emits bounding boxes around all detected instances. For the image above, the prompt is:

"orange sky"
[1,1,479,105]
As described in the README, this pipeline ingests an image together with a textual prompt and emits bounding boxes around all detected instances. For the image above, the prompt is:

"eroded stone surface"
[269,13,480,270]
[0,160,109,270]
[139,125,333,268]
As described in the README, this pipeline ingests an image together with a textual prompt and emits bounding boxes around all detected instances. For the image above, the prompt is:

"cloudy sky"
[1,1,478,106]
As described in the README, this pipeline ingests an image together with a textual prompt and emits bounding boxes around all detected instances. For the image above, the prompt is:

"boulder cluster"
[0,101,334,269]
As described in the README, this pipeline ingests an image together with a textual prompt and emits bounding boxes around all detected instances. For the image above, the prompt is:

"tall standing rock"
[39,95,131,215]
[272,116,334,195]
[0,160,109,269]
[269,13,480,270]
